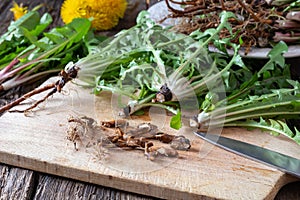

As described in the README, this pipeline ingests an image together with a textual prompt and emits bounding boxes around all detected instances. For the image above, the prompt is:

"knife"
[194,132,300,178]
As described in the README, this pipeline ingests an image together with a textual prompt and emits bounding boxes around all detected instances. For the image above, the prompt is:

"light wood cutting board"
[0,78,299,200]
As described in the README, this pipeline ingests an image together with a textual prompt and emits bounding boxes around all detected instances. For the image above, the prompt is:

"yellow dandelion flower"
[10,2,28,21]
[60,0,127,31]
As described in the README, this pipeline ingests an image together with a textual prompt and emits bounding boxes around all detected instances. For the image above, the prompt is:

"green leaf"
[293,127,300,144]
[239,36,244,45]
[268,41,289,61]
[132,109,145,116]
[0,11,42,53]
[24,18,91,60]
[65,18,92,44]
[170,110,182,130]
[203,28,218,38]
[257,41,288,77]
[0,13,94,90]
[8,11,40,32]
[269,119,282,136]
[44,31,65,44]
[19,27,39,48]
[29,13,53,36]
[225,119,300,145]
[232,54,245,68]
[219,11,236,24]
[136,11,156,29]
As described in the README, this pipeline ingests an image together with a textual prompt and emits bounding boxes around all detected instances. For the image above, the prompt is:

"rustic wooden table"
[0,0,299,199]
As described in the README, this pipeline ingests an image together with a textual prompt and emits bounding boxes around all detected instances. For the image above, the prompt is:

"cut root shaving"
[66,115,191,161]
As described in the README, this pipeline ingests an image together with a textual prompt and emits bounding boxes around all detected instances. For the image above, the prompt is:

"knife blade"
[194,132,300,178]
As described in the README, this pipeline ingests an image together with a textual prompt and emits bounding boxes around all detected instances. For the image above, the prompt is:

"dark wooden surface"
[0,0,299,199]
[0,163,155,200]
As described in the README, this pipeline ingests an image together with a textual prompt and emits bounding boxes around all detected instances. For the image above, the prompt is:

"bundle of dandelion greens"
[1,11,300,145]
[0,7,95,93]
[0,0,129,94]
[191,42,300,144]
[73,11,300,145]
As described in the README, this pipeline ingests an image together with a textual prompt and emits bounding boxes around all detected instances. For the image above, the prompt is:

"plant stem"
[0,59,20,78]
[223,121,299,143]
[208,110,300,126]
[0,82,55,113]
[130,102,178,115]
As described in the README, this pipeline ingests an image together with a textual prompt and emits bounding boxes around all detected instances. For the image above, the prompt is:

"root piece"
[102,120,191,160]
[0,63,79,114]
[0,83,55,113]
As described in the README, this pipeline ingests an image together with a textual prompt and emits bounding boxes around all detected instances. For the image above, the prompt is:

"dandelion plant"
[1,11,300,146]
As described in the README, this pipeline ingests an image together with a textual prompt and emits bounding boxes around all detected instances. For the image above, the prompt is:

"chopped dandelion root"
[66,116,191,160]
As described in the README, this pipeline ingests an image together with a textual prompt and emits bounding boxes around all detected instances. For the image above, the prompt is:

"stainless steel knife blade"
[194,132,300,178]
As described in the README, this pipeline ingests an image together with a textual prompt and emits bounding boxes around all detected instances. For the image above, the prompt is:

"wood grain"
[33,174,154,200]
[0,165,36,200]
[0,78,300,199]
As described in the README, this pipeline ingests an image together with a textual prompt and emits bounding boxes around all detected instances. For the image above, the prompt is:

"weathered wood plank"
[0,163,298,200]
[0,164,36,200]
[33,174,155,200]
[0,164,156,200]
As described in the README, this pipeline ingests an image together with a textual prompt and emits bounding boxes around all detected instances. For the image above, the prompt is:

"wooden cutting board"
[0,78,299,199]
